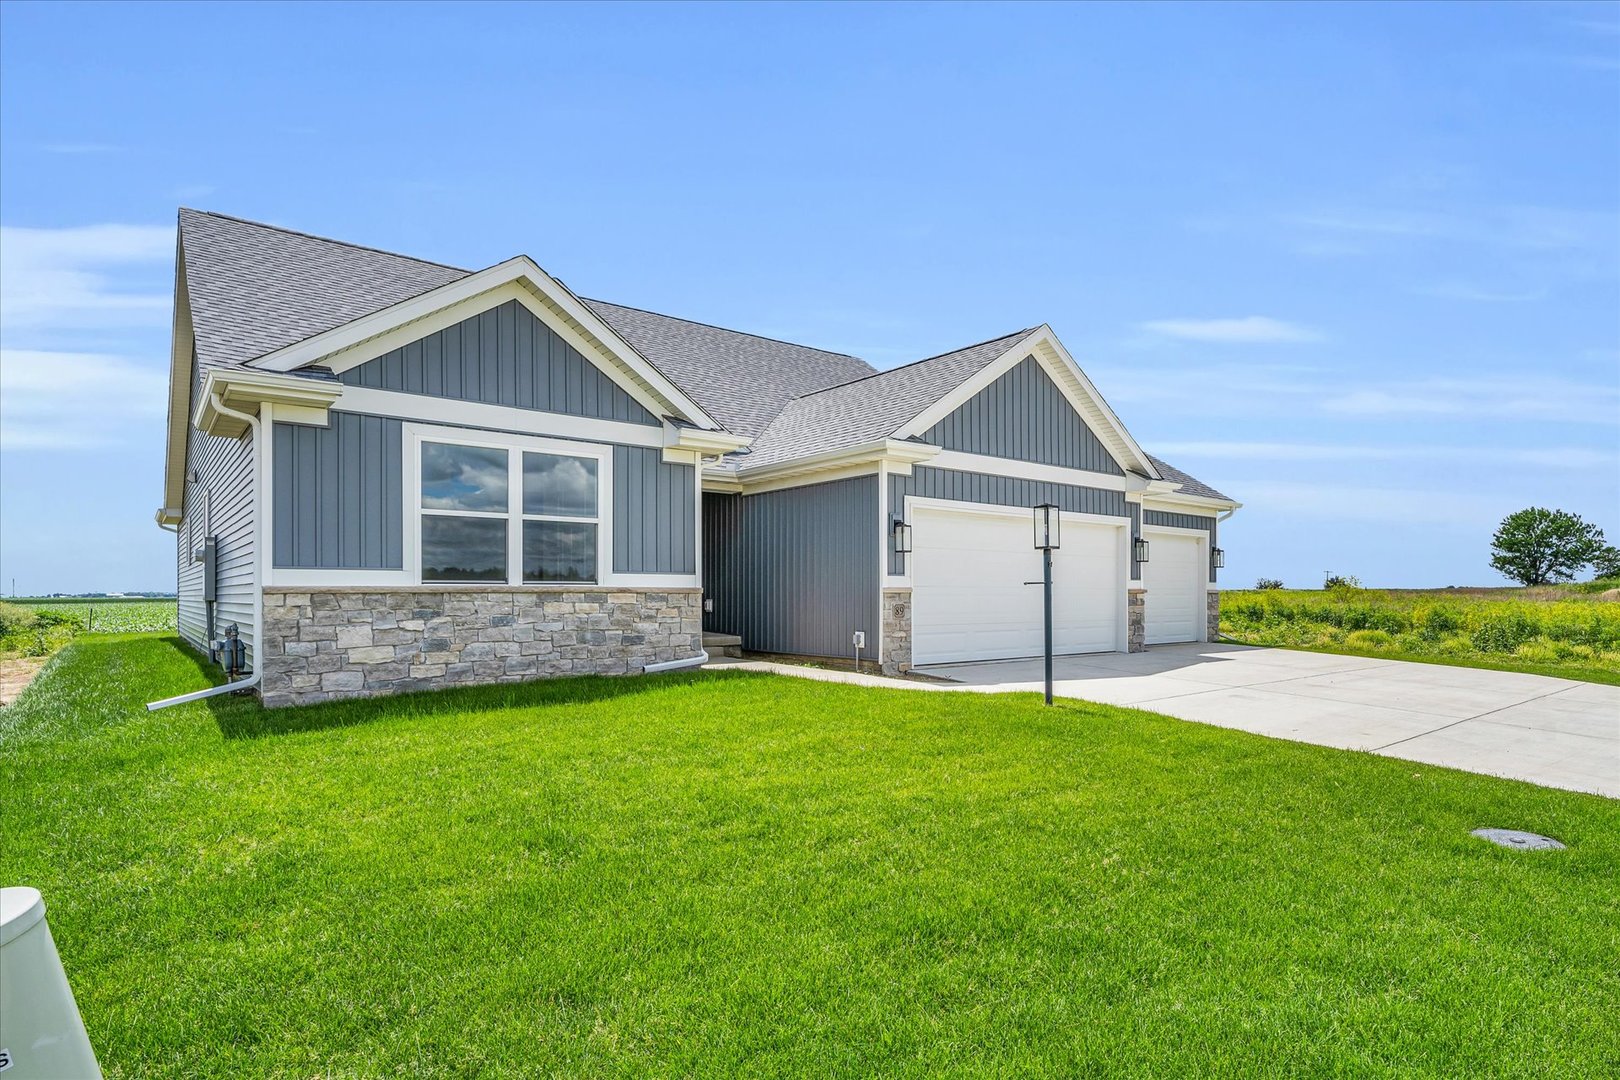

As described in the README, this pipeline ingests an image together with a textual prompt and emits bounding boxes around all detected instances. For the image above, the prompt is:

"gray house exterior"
[158,210,1237,707]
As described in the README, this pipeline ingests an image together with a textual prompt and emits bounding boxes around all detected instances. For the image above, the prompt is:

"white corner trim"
[244,255,722,431]
[331,385,666,449]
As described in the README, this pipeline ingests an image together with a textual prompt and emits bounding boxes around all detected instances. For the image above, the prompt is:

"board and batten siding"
[888,466,1129,575]
[273,413,404,569]
[701,493,744,636]
[177,380,257,661]
[703,477,879,658]
[922,355,1123,475]
[1144,509,1218,583]
[339,299,658,425]
[271,413,695,575]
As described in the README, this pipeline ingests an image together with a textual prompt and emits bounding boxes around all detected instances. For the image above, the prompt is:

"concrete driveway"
[914,644,1619,798]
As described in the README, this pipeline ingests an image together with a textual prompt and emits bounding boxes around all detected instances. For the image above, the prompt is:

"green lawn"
[5,635,1618,1077]
[1220,584,1620,686]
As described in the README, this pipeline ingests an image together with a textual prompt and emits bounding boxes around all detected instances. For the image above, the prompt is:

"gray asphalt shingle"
[175,210,1231,502]
[1146,455,1234,503]
[735,329,1039,469]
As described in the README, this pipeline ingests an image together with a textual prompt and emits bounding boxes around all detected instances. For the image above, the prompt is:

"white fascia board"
[243,255,722,431]
[894,326,1159,480]
[925,449,1148,492]
[192,368,345,438]
[732,439,939,485]
[161,236,196,520]
[664,425,751,456]
[1142,494,1243,514]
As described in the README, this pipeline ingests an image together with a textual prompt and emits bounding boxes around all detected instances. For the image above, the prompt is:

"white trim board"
[331,385,667,449]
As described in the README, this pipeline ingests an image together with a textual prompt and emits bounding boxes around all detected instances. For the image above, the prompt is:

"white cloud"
[1151,441,1618,469]
[0,349,166,450]
[1319,375,1620,424]
[1288,205,1619,254]
[0,223,173,331]
[1222,481,1508,526]
[1139,316,1322,344]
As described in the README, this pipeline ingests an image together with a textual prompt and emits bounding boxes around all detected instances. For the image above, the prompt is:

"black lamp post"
[1032,503,1060,705]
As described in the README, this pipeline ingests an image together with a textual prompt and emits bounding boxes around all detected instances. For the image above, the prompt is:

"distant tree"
[1255,577,1284,590]
[1488,508,1606,586]
[1323,573,1361,590]
[1591,545,1620,582]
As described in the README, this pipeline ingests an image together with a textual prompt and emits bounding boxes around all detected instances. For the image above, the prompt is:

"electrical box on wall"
[197,537,218,602]
[852,631,866,650]
[703,598,714,613]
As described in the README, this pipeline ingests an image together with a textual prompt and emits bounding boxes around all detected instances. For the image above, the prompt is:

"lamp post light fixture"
[1211,547,1225,570]
[1133,536,1151,564]
[1031,503,1060,705]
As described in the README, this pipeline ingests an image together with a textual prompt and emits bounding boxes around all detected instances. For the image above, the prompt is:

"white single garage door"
[911,506,1122,665]
[1143,532,1203,645]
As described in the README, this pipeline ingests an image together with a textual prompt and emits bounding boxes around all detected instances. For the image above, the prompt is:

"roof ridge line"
[180,208,475,275]
[785,326,1039,404]
[579,296,868,363]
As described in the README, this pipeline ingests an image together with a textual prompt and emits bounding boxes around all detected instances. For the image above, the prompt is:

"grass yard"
[1220,584,1620,686]
[4,635,1618,1077]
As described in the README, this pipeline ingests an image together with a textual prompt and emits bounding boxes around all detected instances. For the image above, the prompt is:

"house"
[157,210,1237,708]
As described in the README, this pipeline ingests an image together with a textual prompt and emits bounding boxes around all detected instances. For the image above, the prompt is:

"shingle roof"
[737,329,1038,469]
[579,298,875,437]
[1146,454,1233,503]
[180,209,471,368]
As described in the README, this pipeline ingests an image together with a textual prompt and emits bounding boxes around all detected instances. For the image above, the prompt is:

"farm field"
[0,598,176,658]
[1219,583,1620,686]
[3,634,1617,1077]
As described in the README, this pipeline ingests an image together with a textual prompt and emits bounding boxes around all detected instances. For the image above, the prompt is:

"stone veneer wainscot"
[881,588,913,676]
[259,587,703,708]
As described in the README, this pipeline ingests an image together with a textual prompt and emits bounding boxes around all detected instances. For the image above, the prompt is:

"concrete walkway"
[705,646,1619,798]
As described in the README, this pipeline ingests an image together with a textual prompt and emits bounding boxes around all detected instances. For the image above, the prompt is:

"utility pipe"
[642,650,709,674]
[147,392,264,711]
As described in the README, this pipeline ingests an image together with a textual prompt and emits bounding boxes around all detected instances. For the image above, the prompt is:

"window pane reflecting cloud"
[523,521,596,582]
[523,452,597,517]
[422,442,508,512]
[422,514,507,582]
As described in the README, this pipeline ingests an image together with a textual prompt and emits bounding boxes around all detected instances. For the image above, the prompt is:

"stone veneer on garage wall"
[259,587,702,708]
[1207,590,1221,643]
[880,589,912,676]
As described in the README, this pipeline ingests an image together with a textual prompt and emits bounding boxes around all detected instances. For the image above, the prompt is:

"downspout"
[643,650,708,674]
[147,392,264,710]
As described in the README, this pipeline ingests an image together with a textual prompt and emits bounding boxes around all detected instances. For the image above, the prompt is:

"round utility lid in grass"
[1472,828,1565,851]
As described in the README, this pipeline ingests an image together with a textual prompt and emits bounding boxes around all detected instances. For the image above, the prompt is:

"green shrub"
[1470,610,1541,653]
[1255,578,1284,590]
[1346,629,1394,649]
[0,601,39,637]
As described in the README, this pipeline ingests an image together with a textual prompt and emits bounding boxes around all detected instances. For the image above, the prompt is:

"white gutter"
[643,650,710,674]
[147,392,264,711]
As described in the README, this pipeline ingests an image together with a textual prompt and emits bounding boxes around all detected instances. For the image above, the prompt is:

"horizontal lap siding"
[729,476,878,659]
[888,467,1128,575]
[339,299,658,426]
[923,355,1123,475]
[1144,510,1218,583]
[273,413,403,569]
[177,405,256,662]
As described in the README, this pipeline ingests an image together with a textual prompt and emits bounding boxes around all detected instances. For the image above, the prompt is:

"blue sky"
[2,1,1616,594]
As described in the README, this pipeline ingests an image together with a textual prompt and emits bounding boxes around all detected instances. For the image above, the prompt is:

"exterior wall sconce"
[1211,547,1225,569]
[1134,536,1151,564]
[892,518,913,555]
[1032,503,1061,551]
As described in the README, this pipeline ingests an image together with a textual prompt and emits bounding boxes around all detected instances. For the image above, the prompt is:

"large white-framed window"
[408,424,612,587]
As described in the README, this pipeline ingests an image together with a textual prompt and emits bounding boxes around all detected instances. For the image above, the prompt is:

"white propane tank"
[0,887,101,1079]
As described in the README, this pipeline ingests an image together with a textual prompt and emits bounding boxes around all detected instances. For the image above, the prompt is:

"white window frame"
[407,424,612,588]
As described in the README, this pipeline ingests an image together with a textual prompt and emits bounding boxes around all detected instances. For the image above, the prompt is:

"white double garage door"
[909,503,1205,665]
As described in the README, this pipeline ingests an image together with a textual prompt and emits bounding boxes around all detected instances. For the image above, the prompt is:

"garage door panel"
[911,506,1121,665]
[1143,532,1201,645]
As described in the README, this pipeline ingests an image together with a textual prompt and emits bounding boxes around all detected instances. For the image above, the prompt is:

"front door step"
[702,632,743,658]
